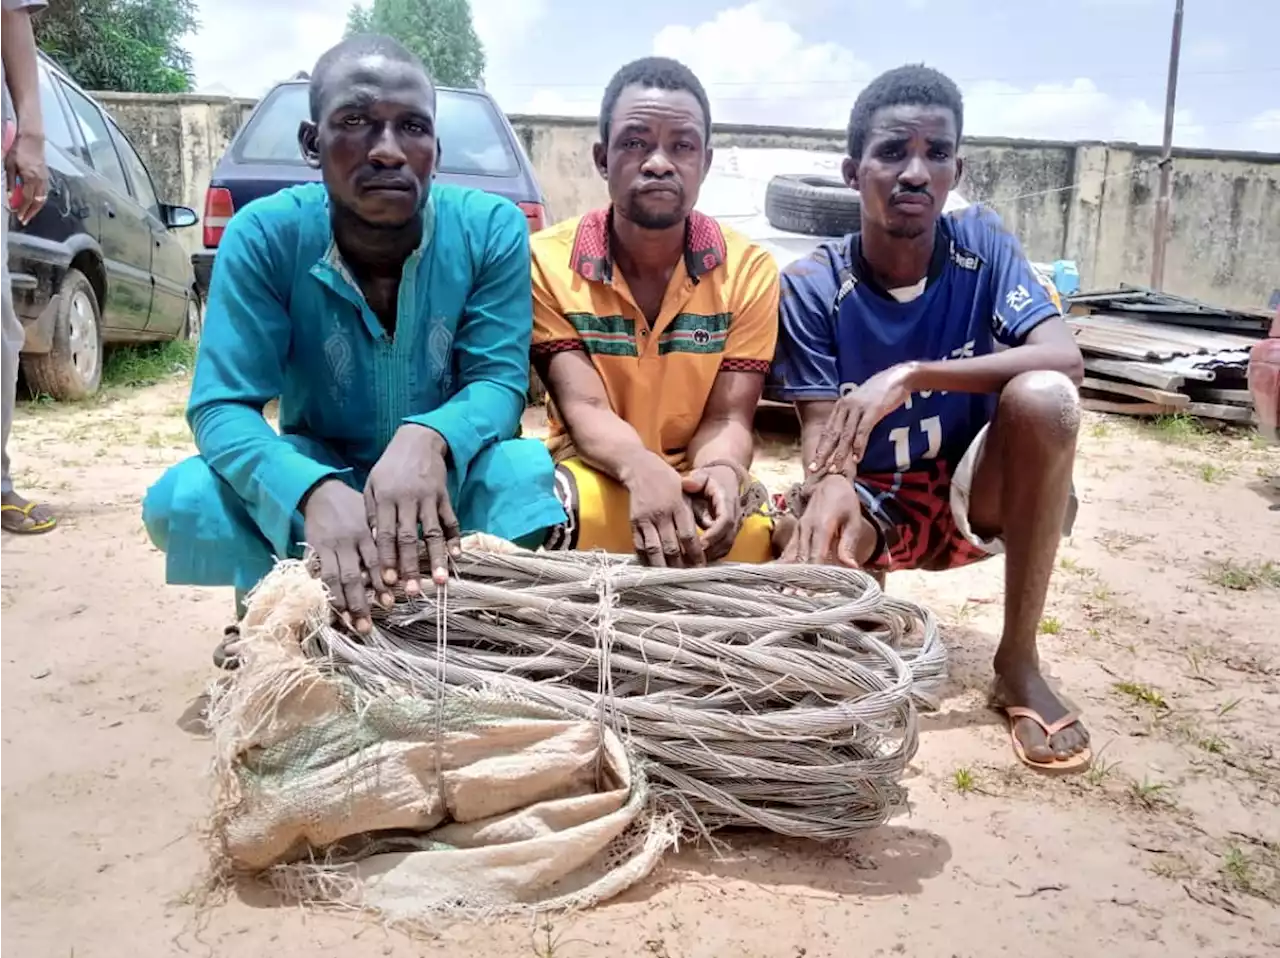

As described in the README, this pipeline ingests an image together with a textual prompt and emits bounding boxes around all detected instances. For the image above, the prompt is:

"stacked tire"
[764,174,861,237]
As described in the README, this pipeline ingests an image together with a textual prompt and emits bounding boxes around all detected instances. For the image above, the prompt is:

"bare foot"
[991,662,1090,764]
[1,489,57,534]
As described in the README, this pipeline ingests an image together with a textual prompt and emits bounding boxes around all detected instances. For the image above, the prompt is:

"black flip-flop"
[213,624,241,671]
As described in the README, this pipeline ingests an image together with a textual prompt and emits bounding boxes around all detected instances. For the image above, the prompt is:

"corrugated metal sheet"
[1066,288,1261,422]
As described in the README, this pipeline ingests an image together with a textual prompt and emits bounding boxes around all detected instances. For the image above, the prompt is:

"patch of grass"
[1221,846,1252,887]
[1084,753,1120,787]
[1086,626,1103,640]
[1217,697,1244,718]
[530,920,591,958]
[101,341,196,390]
[1171,457,1234,483]
[1149,854,1198,881]
[1088,420,1113,440]
[952,767,976,794]
[1113,681,1168,711]
[1149,413,1204,443]
[1038,616,1063,635]
[1197,734,1228,755]
[1128,776,1174,811]
[1199,462,1231,484]
[1205,559,1280,591]
[1218,841,1280,903]
[1058,556,1095,577]
[1097,529,1152,555]
[1182,644,1221,682]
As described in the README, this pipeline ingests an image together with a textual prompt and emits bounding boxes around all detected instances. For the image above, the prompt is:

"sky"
[184,0,1280,152]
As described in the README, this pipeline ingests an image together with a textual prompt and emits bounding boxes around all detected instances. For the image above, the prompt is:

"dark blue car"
[192,79,548,297]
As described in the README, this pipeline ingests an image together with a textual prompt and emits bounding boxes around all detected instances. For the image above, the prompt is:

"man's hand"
[811,363,916,476]
[625,453,705,568]
[302,479,380,632]
[364,424,460,594]
[782,475,870,567]
[682,464,741,562]
[5,129,48,225]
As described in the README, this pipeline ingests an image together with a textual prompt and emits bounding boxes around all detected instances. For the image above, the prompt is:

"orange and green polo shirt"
[530,208,780,472]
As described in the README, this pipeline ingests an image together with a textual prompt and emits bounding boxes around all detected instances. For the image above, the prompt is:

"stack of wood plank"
[1065,288,1270,424]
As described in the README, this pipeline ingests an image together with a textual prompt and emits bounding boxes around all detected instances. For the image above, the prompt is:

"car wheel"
[182,290,203,341]
[23,267,104,401]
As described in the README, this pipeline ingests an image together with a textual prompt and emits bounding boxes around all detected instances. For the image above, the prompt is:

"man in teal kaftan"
[143,35,563,648]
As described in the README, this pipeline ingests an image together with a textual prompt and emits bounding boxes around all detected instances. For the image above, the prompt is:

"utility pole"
[1150,0,1185,291]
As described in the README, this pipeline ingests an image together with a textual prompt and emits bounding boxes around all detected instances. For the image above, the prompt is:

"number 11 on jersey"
[888,415,942,472]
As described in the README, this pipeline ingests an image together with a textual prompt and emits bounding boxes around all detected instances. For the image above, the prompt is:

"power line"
[504,65,1280,90]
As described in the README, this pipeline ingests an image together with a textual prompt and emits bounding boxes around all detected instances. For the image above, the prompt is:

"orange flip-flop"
[1003,706,1093,774]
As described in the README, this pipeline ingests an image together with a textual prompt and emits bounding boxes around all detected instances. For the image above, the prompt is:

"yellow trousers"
[550,458,774,563]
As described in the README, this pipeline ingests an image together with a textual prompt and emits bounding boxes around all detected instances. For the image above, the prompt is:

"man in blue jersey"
[142,35,565,663]
[768,65,1089,773]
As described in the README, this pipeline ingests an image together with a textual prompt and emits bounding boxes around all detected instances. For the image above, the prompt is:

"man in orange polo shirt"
[531,57,779,566]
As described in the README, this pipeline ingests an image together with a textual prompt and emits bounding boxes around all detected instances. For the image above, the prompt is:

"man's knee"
[142,455,217,551]
[997,370,1081,445]
[458,438,566,542]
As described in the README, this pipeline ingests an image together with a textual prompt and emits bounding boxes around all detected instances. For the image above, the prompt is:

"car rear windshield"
[234,84,521,177]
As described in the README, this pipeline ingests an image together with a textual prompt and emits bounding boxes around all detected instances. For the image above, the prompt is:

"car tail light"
[518,201,547,234]
[203,187,235,248]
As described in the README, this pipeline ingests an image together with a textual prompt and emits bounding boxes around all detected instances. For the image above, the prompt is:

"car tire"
[764,174,862,236]
[182,289,203,341]
[23,267,104,401]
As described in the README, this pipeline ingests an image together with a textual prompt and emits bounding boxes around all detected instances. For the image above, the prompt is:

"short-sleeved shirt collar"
[569,207,727,284]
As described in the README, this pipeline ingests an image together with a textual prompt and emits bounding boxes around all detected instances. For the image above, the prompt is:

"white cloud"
[186,0,349,97]
[652,2,871,130]
[186,0,548,99]
[514,3,1225,149]
[963,77,1206,146]
[508,2,872,126]
[1244,109,1280,152]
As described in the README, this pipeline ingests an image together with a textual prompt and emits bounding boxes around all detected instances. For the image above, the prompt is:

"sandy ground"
[3,375,1279,958]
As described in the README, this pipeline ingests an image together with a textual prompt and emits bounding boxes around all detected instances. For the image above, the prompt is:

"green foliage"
[345,0,485,88]
[34,0,198,94]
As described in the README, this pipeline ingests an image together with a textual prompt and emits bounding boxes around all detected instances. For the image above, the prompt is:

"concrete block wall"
[97,93,1280,312]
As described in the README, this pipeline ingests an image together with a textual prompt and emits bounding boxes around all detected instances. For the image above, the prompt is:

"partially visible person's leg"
[143,434,355,595]
[1,208,56,534]
[144,434,357,668]
[454,437,568,550]
[546,457,774,562]
[959,370,1086,767]
[143,456,282,597]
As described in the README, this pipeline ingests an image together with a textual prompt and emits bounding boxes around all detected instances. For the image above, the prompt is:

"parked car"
[192,80,548,298]
[9,53,201,401]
